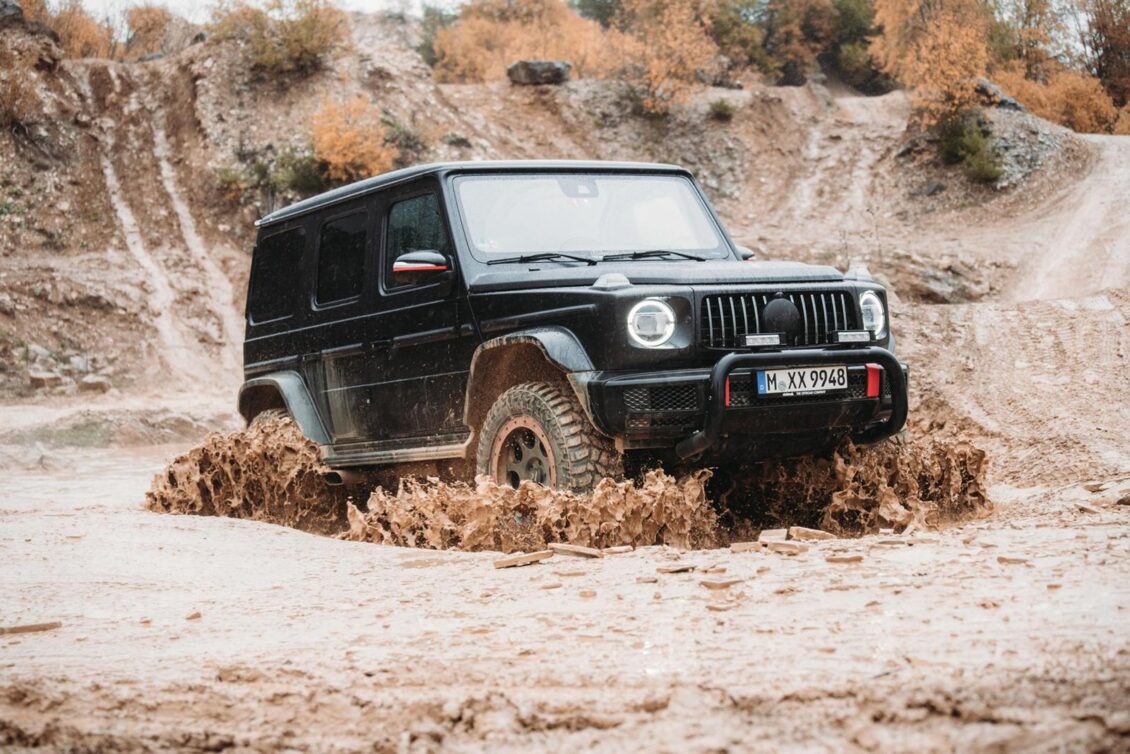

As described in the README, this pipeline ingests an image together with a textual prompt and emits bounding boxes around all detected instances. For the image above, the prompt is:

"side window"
[249,227,305,324]
[385,193,451,290]
[316,211,368,305]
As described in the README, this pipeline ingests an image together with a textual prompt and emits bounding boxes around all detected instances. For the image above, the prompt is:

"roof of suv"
[255,159,687,228]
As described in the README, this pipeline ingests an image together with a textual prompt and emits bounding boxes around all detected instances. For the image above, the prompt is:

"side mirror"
[392,250,450,277]
[736,245,756,261]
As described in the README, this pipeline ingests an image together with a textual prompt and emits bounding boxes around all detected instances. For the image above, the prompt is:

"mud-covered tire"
[476,382,622,492]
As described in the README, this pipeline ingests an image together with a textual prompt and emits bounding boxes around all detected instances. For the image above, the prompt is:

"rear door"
[302,202,375,443]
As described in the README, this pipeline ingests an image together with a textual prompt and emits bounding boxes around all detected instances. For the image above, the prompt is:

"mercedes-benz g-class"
[239,161,907,491]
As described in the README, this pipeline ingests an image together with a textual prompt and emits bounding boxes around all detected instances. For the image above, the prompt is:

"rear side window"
[385,193,451,289]
[316,211,368,305]
[249,227,305,324]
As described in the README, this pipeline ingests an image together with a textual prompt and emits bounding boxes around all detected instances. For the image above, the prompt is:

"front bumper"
[586,347,909,459]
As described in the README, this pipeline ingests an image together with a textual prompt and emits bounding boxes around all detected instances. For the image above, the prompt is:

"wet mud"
[148,416,989,550]
[145,413,353,536]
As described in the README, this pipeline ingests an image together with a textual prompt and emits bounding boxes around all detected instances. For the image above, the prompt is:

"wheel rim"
[491,417,557,489]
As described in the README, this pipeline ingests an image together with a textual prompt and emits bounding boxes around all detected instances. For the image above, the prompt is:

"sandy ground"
[3,94,1130,750]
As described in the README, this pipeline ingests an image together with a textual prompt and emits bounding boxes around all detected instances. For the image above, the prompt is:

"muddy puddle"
[146,415,989,551]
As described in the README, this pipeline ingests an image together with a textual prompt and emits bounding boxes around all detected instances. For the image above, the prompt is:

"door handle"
[368,339,392,353]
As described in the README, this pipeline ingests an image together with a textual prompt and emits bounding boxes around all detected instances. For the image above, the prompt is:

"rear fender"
[238,371,331,446]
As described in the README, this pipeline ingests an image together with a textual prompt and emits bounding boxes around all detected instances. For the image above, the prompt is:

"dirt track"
[3,81,1130,751]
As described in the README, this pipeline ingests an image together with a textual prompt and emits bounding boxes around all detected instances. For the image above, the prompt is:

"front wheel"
[475,382,622,492]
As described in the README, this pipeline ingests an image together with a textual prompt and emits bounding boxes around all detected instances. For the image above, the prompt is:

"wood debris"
[602,545,634,555]
[493,550,553,569]
[700,578,744,590]
[788,526,835,541]
[766,541,808,556]
[549,543,603,558]
[758,528,789,542]
[826,554,864,564]
[0,621,62,636]
[730,541,760,553]
[656,564,696,574]
[997,555,1029,565]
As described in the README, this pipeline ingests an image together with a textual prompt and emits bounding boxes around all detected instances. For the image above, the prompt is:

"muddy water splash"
[146,414,353,536]
[147,417,988,550]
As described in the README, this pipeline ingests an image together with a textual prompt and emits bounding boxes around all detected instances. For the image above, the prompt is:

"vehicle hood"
[465,259,844,292]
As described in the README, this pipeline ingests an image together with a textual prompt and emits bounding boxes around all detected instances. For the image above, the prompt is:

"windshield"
[454,173,729,260]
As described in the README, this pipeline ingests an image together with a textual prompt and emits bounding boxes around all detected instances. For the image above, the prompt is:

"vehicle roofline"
[254,160,690,228]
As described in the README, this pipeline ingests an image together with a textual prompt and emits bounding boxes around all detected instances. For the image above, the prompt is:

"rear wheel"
[476,382,622,491]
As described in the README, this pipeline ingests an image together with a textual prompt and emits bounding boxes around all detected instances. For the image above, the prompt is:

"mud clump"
[147,416,988,549]
[715,437,989,537]
[346,470,718,553]
[145,413,352,536]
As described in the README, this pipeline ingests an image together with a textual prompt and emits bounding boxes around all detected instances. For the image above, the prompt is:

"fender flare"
[238,370,331,446]
[463,327,597,429]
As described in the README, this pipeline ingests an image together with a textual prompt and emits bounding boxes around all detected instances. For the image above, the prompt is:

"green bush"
[939,114,1003,184]
[708,98,738,121]
[270,148,325,194]
[417,5,456,67]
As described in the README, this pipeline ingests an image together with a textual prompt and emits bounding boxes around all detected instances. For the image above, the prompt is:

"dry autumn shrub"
[872,0,990,125]
[0,48,39,128]
[996,64,1119,133]
[125,4,174,60]
[1116,105,1130,135]
[47,0,114,59]
[433,0,622,83]
[616,0,720,115]
[311,96,398,182]
[211,0,349,75]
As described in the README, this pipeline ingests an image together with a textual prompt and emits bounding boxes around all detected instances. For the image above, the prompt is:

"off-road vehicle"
[239,161,907,490]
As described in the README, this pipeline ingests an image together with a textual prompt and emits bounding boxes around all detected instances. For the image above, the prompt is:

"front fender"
[238,370,331,446]
[463,327,602,433]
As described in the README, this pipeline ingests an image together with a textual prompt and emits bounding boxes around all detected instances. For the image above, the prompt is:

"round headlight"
[627,299,676,348]
[859,291,887,339]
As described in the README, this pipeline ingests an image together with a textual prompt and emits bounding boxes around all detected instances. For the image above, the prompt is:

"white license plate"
[756,365,848,396]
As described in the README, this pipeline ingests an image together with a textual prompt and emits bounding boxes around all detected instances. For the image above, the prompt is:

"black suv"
[240,161,907,490]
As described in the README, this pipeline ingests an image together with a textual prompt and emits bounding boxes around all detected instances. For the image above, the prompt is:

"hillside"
[0,11,1109,400]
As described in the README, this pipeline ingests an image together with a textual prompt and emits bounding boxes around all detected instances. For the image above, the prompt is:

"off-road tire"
[476,382,622,491]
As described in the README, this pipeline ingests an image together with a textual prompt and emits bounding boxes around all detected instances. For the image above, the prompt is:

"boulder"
[28,370,62,389]
[79,374,112,393]
[975,78,1025,112]
[506,60,571,86]
[0,0,23,24]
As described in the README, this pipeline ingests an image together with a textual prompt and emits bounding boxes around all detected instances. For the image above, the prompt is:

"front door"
[366,184,478,446]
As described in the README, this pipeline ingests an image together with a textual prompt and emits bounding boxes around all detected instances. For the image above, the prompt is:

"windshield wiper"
[602,249,707,262]
[486,252,597,266]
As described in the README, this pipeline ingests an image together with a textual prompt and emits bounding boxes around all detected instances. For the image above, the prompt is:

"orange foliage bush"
[211,0,349,75]
[616,0,720,114]
[47,0,114,59]
[311,96,398,182]
[433,0,623,83]
[1116,105,1130,135]
[872,0,990,124]
[995,65,1118,133]
[125,4,174,60]
[0,48,39,128]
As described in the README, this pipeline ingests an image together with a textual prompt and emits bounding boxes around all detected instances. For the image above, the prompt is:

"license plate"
[757,366,848,396]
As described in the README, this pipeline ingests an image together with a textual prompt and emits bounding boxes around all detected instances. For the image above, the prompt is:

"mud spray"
[147,415,989,552]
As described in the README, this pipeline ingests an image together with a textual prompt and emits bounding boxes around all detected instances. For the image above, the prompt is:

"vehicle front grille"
[700,291,857,349]
[624,384,699,413]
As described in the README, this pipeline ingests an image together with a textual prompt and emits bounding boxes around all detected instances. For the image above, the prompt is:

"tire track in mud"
[80,65,227,385]
[149,102,242,371]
